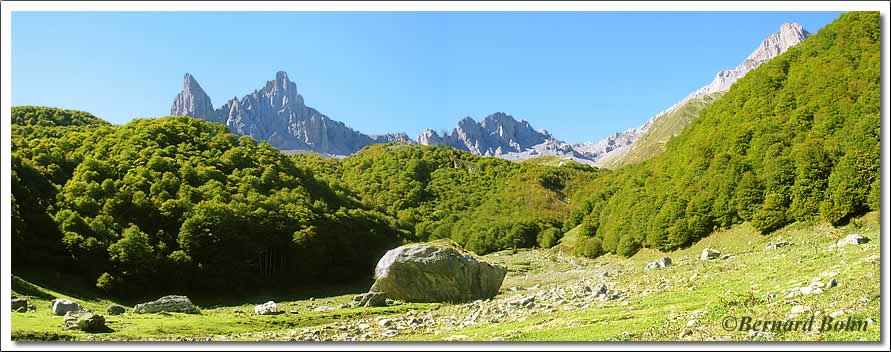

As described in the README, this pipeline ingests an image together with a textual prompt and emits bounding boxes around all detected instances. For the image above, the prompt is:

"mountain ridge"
[170,71,412,155]
[576,22,810,166]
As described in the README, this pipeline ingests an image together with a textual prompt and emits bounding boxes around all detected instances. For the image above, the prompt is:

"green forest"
[10,12,881,298]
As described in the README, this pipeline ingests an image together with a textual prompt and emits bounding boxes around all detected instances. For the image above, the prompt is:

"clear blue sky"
[12,11,841,143]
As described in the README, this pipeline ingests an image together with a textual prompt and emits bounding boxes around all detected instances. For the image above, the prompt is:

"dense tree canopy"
[11,110,402,295]
[293,144,599,255]
[568,12,880,257]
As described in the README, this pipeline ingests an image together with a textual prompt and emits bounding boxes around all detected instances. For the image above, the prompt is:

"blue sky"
[12,11,841,143]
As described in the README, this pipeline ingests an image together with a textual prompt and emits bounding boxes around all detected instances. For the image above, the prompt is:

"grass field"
[10,211,881,342]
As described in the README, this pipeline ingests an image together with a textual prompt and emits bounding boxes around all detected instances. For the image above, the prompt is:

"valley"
[11,212,881,341]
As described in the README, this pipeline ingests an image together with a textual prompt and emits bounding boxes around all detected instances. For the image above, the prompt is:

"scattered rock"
[829,310,846,318]
[864,255,880,263]
[509,295,536,308]
[63,311,112,333]
[377,318,393,327]
[106,303,126,315]
[313,306,336,313]
[791,305,811,314]
[645,257,672,270]
[700,248,721,261]
[748,331,776,339]
[766,238,793,250]
[51,298,83,316]
[254,301,281,315]
[680,329,693,338]
[800,286,823,295]
[363,242,507,303]
[134,295,199,314]
[836,234,869,247]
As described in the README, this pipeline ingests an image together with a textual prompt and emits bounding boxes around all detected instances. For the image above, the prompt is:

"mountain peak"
[171,73,215,119]
[275,70,290,83]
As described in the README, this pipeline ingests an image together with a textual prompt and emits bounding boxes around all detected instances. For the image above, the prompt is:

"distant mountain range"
[169,22,809,167]
[170,71,412,156]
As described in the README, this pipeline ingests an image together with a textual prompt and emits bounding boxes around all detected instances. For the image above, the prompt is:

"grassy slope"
[598,92,723,169]
[11,212,880,341]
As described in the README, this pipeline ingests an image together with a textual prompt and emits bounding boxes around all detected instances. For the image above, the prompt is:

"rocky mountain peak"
[580,22,810,166]
[170,72,410,156]
[745,22,809,64]
[170,73,215,120]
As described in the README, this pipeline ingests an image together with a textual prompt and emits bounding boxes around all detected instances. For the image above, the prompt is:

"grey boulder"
[700,248,721,261]
[134,295,199,314]
[365,243,507,303]
[836,234,869,247]
[254,301,281,315]
[106,303,126,315]
[51,298,83,316]
[645,257,673,269]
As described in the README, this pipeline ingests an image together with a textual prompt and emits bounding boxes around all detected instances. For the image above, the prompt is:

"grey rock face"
[106,303,126,315]
[366,243,507,303]
[63,311,111,333]
[170,71,412,156]
[51,298,83,316]
[586,22,810,166]
[418,113,595,164]
[170,73,217,121]
[134,295,199,314]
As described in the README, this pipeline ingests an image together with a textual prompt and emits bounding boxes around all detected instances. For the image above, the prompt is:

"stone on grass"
[254,301,281,315]
[12,298,31,312]
[700,248,721,261]
[134,295,199,314]
[63,311,112,333]
[645,257,672,270]
[51,298,83,316]
[836,234,869,247]
[766,238,792,250]
[362,242,507,303]
[106,303,126,315]
[313,305,336,313]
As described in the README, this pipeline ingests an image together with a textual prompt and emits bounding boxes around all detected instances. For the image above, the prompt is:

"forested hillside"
[568,12,881,258]
[293,145,600,255]
[12,110,403,295]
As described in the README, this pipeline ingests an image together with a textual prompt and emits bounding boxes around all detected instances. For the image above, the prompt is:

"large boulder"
[63,311,112,333]
[364,243,507,303]
[134,295,199,314]
[106,303,126,315]
[51,298,83,316]
[254,301,280,315]
[11,298,32,312]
